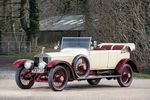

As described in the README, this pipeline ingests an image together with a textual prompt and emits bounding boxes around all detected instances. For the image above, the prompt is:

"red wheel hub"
[121,67,132,84]
[20,68,34,85]
[53,68,67,88]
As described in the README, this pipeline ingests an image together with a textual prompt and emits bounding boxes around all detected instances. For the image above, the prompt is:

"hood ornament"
[39,47,46,62]
[41,47,45,54]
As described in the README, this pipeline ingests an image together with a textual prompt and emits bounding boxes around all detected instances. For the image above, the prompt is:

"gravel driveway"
[0,78,150,100]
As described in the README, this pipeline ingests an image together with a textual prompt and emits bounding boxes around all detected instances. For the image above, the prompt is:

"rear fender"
[13,59,27,68]
[47,60,76,80]
[115,59,138,75]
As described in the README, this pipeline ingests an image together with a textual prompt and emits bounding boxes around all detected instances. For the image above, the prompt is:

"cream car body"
[45,43,135,70]
[46,48,89,65]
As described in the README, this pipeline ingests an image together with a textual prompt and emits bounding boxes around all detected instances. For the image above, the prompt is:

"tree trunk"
[0,31,2,53]
[29,0,40,48]
[31,34,39,48]
[20,0,40,48]
[20,0,30,47]
[10,0,17,41]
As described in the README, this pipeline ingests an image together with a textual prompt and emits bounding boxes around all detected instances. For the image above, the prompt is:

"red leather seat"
[112,45,124,50]
[93,45,112,50]
[100,45,112,50]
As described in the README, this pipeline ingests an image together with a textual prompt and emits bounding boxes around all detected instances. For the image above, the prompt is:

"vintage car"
[13,37,138,91]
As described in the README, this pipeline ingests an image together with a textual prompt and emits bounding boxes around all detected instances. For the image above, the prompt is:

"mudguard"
[115,59,138,75]
[13,59,27,68]
[47,60,75,79]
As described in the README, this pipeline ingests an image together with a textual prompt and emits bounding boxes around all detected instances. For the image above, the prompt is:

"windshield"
[61,37,91,50]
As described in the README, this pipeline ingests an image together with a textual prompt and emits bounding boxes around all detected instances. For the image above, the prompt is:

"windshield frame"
[61,37,92,50]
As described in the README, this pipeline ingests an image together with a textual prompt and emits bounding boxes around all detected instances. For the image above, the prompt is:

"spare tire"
[72,55,90,78]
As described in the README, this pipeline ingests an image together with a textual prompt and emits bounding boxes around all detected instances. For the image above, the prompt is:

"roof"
[40,15,84,31]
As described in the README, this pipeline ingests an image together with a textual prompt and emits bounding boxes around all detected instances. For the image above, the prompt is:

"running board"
[77,75,121,80]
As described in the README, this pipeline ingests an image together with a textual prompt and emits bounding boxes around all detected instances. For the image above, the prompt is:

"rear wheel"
[117,64,133,87]
[87,79,101,85]
[15,67,34,89]
[48,66,68,91]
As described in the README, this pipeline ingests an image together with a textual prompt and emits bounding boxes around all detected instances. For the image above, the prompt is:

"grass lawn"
[2,52,37,61]
[133,68,150,79]
[133,73,150,79]
[0,48,57,61]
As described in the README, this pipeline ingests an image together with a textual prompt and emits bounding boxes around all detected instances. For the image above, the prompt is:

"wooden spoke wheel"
[117,64,133,87]
[15,67,34,89]
[48,66,68,91]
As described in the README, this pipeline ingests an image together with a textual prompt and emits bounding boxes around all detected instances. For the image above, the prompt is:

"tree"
[20,0,39,48]
[81,0,150,68]
[145,0,150,35]
[0,30,1,52]
[29,0,40,47]
[18,0,150,67]
[0,0,8,52]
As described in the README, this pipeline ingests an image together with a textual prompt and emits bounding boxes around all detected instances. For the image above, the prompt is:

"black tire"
[72,55,90,78]
[48,66,68,91]
[117,64,133,87]
[87,79,101,85]
[15,67,34,89]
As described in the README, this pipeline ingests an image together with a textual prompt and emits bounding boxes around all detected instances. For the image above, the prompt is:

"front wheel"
[117,64,133,87]
[87,79,101,85]
[48,66,68,91]
[15,67,34,89]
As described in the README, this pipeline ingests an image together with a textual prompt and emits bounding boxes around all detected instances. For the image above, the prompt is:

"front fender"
[47,60,75,79]
[13,59,27,68]
[115,59,138,75]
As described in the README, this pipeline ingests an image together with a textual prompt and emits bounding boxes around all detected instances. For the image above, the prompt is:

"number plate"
[32,67,44,73]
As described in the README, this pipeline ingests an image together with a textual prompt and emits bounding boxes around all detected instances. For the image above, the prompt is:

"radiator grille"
[34,57,48,65]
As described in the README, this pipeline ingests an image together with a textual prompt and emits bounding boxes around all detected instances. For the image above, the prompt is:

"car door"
[89,50,109,70]
[108,50,130,69]
[107,50,119,69]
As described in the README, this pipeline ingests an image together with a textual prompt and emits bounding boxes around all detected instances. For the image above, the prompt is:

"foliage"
[0,30,1,41]
[0,31,1,52]
[145,15,150,35]
[2,48,56,61]
[0,0,150,68]
[134,68,150,79]
[3,53,37,61]
[20,0,40,48]
[0,19,5,52]
[134,73,150,79]
[37,0,150,68]
[78,0,150,68]
[29,0,40,35]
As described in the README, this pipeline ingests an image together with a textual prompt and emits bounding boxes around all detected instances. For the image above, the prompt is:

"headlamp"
[24,60,34,69]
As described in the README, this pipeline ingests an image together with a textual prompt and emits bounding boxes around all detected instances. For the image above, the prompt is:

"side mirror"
[54,45,59,50]
[54,41,60,50]
[93,41,97,48]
